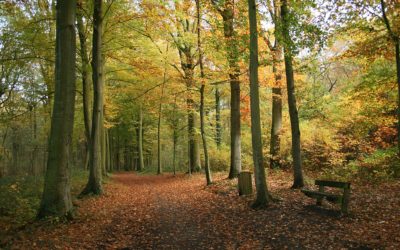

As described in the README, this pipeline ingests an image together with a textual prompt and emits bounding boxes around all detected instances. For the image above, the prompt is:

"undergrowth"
[0,169,89,234]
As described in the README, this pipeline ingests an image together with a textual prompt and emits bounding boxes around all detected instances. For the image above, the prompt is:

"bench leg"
[316,186,324,206]
[341,188,350,214]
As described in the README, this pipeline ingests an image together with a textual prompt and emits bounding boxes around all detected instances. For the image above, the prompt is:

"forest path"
[95,173,239,249]
[7,172,400,249]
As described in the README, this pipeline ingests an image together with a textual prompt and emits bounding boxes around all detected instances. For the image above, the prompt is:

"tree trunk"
[200,85,213,185]
[138,104,145,171]
[101,114,107,176]
[76,6,92,170]
[124,139,129,171]
[281,0,304,188]
[181,50,201,173]
[107,129,112,172]
[197,0,212,185]
[215,87,222,148]
[248,0,271,208]
[187,99,201,173]
[38,0,76,218]
[218,0,242,179]
[269,6,283,168]
[396,41,400,156]
[157,52,168,175]
[81,0,104,195]
[173,128,178,176]
[116,127,120,171]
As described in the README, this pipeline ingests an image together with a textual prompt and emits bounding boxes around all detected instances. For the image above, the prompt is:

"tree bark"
[396,41,400,156]
[269,1,283,169]
[81,0,104,195]
[38,0,76,218]
[200,85,213,185]
[107,129,112,172]
[101,113,107,176]
[215,87,222,148]
[197,0,212,185]
[157,49,168,175]
[248,0,271,208]
[281,0,304,188]
[173,128,178,176]
[76,6,92,170]
[138,104,145,171]
[172,96,179,176]
[217,0,242,179]
[181,50,201,173]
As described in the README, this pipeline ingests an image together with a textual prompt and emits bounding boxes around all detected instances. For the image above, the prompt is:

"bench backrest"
[315,180,350,189]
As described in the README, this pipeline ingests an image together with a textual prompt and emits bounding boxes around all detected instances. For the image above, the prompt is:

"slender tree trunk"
[281,0,304,188]
[200,85,213,185]
[172,96,179,176]
[217,0,242,179]
[248,0,271,208]
[229,76,241,178]
[81,0,104,195]
[105,135,109,173]
[215,87,222,148]
[157,51,168,175]
[157,106,162,174]
[116,127,120,171]
[135,127,140,171]
[173,129,177,176]
[101,114,107,176]
[270,33,283,169]
[197,0,212,185]
[76,6,92,170]
[124,139,129,171]
[396,41,400,156]
[38,0,76,218]
[138,104,145,171]
[107,129,112,172]
[187,139,192,175]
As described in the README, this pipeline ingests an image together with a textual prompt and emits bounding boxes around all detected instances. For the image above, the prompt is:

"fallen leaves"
[3,171,400,249]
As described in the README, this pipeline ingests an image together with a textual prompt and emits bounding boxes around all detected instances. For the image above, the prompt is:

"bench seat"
[301,189,342,203]
[301,180,351,214]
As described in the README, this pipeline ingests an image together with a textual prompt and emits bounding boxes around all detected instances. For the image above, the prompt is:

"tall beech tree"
[38,0,76,218]
[170,1,202,173]
[157,46,169,175]
[197,0,212,185]
[248,0,271,208]
[212,0,242,179]
[264,0,284,169]
[280,0,304,188]
[76,3,92,170]
[81,0,104,195]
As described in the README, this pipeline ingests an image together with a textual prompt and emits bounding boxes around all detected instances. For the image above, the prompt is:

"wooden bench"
[301,180,351,214]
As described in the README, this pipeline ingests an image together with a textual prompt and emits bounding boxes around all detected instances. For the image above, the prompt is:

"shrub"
[208,145,230,172]
[321,147,399,181]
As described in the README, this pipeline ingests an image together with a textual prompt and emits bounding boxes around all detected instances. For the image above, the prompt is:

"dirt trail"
[6,172,400,249]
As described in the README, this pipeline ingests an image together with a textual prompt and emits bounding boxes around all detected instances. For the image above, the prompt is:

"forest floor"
[3,171,400,249]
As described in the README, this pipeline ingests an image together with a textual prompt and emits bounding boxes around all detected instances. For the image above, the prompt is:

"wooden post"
[238,171,253,195]
[341,185,350,214]
[316,185,324,206]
